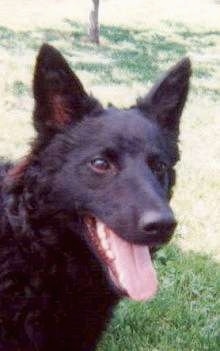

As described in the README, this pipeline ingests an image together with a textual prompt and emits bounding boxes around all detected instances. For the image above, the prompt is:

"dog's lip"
[84,214,168,250]
[108,230,172,249]
[84,215,125,294]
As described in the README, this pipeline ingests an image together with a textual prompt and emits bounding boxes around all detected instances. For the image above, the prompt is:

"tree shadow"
[0,19,219,99]
[66,20,187,84]
[98,244,220,351]
[0,21,186,86]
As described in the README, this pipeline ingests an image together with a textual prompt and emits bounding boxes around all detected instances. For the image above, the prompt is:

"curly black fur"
[0,45,191,351]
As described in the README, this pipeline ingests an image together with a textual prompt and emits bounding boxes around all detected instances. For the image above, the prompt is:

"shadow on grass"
[12,80,30,97]
[0,20,219,97]
[164,20,220,46]
[66,20,187,84]
[98,244,220,351]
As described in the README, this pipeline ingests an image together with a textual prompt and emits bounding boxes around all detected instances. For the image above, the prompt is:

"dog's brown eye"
[152,162,167,177]
[90,158,110,173]
[148,158,167,178]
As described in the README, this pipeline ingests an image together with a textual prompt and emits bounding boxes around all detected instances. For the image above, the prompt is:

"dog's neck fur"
[0,162,119,350]
[1,161,118,293]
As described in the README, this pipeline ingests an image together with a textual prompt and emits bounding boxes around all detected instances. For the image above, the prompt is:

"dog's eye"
[90,157,110,173]
[148,159,167,178]
[152,162,167,177]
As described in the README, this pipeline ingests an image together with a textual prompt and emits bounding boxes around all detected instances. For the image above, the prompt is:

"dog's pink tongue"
[108,229,158,301]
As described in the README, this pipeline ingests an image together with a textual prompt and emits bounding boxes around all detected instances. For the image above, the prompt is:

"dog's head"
[25,45,191,300]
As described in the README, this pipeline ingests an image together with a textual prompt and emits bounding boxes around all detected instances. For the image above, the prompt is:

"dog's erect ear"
[137,58,191,135]
[33,44,102,133]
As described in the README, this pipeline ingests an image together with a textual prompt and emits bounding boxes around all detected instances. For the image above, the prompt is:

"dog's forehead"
[69,107,162,155]
[93,108,160,146]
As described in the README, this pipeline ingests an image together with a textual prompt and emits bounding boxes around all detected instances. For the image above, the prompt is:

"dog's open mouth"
[85,216,158,301]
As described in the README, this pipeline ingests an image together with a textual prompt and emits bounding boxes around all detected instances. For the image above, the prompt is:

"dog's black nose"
[139,209,177,241]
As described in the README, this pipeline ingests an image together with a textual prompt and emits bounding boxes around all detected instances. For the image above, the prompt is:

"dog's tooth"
[106,249,115,260]
[98,231,106,240]
[101,238,109,250]
[96,221,107,240]
[118,272,125,287]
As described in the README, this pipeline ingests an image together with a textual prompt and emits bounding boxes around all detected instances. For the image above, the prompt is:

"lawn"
[0,0,219,350]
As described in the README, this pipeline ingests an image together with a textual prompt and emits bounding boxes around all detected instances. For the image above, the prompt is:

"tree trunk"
[88,0,100,44]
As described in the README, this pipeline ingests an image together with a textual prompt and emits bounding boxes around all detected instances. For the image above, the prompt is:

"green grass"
[98,246,220,351]
[0,1,219,350]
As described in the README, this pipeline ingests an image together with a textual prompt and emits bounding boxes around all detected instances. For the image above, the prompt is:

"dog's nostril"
[140,211,177,236]
[144,221,176,235]
[143,222,160,234]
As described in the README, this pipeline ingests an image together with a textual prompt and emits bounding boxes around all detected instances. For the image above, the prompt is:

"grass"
[98,246,220,351]
[0,0,219,350]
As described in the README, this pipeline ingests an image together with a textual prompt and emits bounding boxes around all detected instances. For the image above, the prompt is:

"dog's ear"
[33,44,102,134]
[137,58,191,136]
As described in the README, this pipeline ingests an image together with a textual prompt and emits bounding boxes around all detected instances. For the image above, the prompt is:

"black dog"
[0,45,191,351]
